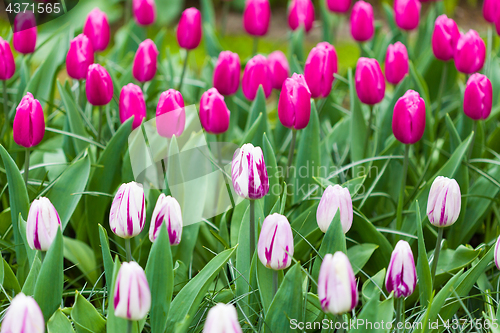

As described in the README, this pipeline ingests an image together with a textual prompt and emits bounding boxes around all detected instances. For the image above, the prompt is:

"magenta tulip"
[83,8,110,52]
[385,240,417,298]
[13,93,45,148]
[133,0,156,26]
[110,182,146,239]
[288,0,315,33]
[156,89,186,138]
[431,15,460,61]
[454,30,486,74]
[177,8,202,50]
[149,194,183,244]
[394,0,421,31]
[213,51,241,96]
[242,54,272,100]
[133,39,159,83]
[355,57,385,105]
[327,0,351,13]
[392,90,426,144]
[483,0,499,23]
[384,42,409,85]
[350,1,374,42]
[119,83,146,130]
[243,0,271,36]
[278,74,311,130]
[0,37,15,81]
[304,42,338,98]
[113,262,151,320]
[463,73,492,120]
[13,12,37,55]
[66,34,95,81]
[200,88,231,134]
[268,51,290,90]
[257,213,294,270]
[86,64,114,106]
[231,143,269,200]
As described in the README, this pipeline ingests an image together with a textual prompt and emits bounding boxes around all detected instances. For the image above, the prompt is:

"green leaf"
[256,259,274,316]
[349,295,394,333]
[1,256,21,293]
[239,112,263,147]
[415,201,432,308]
[289,27,305,63]
[348,68,366,176]
[361,268,386,303]
[21,254,42,296]
[47,309,75,333]
[263,133,279,216]
[98,224,114,292]
[71,291,106,333]
[19,214,37,269]
[63,236,98,285]
[245,87,271,148]
[347,243,378,275]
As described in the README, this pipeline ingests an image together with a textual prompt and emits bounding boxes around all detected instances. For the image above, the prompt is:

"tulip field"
[2,0,500,331]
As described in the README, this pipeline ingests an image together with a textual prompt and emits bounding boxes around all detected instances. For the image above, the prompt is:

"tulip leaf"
[47,309,75,333]
[361,268,386,303]
[349,294,394,333]
[256,258,274,316]
[71,291,106,333]
[1,256,21,294]
[263,132,279,216]
[415,201,432,308]
[348,68,366,177]
[21,254,42,296]
[290,27,305,63]
[347,243,378,275]
[239,112,263,147]
[18,214,37,269]
[245,86,272,148]
[98,224,114,292]
[63,236,98,286]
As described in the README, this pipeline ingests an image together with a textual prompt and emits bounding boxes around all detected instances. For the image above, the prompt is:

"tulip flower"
[483,0,499,23]
[119,83,146,130]
[66,34,95,81]
[243,0,271,36]
[83,8,110,52]
[200,88,231,135]
[109,182,146,240]
[156,89,185,138]
[232,143,269,200]
[385,240,416,298]
[426,176,461,228]
[13,12,37,55]
[454,30,486,74]
[203,303,243,333]
[288,0,315,33]
[494,235,500,270]
[392,90,426,145]
[86,64,114,106]
[114,261,151,321]
[327,0,351,13]
[242,54,272,100]
[350,1,374,42]
[177,7,202,50]
[318,252,358,315]
[304,42,338,99]
[394,0,421,31]
[13,92,45,148]
[133,39,159,83]
[431,15,460,62]
[355,57,385,105]
[149,194,183,244]
[0,37,15,81]
[257,213,294,270]
[1,293,44,333]
[268,51,290,90]
[133,0,156,26]
[385,42,409,85]
[316,185,353,234]
[463,73,492,121]
[26,197,61,251]
[278,73,311,131]
[213,51,241,96]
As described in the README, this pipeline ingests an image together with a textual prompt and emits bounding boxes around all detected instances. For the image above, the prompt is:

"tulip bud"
[350,1,374,42]
[13,12,37,55]
[243,0,271,36]
[149,194,183,244]
[231,143,269,199]
[0,37,15,81]
[119,83,146,130]
[355,57,385,105]
[278,73,311,130]
[316,185,353,234]
[156,89,185,138]
[66,34,95,81]
[133,0,156,26]
[494,235,500,270]
[133,39,159,83]
[203,303,243,333]
[454,30,486,74]
[426,176,461,227]
[431,15,460,61]
[213,51,241,96]
[384,42,409,85]
[394,0,421,31]
[385,240,416,298]
[83,8,110,52]
[304,42,338,99]
[464,73,492,120]
[26,197,61,251]
[288,0,315,33]
[483,0,499,23]
[392,90,426,144]
[327,0,351,13]
[1,293,44,333]
[257,213,294,270]
[318,252,358,315]
[13,92,45,148]
[86,64,114,106]
[177,8,202,50]
[200,88,231,134]
[110,182,146,239]
[242,54,272,100]
[114,261,151,321]
[268,51,290,90]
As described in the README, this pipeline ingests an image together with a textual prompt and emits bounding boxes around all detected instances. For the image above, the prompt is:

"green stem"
[395,145,409,241]
[395,297,404,332]
[487,25,493,76]
[221,1,230,37]
[430,227,444,284]
[249,199,255,263]
[24,148,30,190]
[98,106,103,144]
[434,62,448,132]
[40,250,46,263]
[363,104,374,158]
[252,37,259,56]
[1,80,8,139]
[127,320,133,333]
[125,238,132,262]
[287,130,297,177]
[79,80,85,111]
[177,51,189,91]
[273,270,278,296]
[125,0,132,23]
[467,121,477,161]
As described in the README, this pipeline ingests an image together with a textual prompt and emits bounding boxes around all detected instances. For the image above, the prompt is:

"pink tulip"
[113,261,151,320]
[110,182,146,239]
[394,0,421,31]
[278,73,311,130]
[431,15,460,61]
[13,92,45,148]
[119,83,146,130]
[463,73,492,120]
[243,0,271,36]
[1,293,44,333]
[483,0,499,23]
[13,12,37,54]
[149,194,183,244]
[350,1,374,42]
[200,88,231,134]
[268,51,290,90]
[26,197,61,251]
[426,176,461,227]
[156,89,186,138]
[384,42,409,85]
[454,30,486,74]
[177,8,202,50]
[288,0,315,33]
[355,57,385,105]
[203,303,243,333]
[316,184,353,233]
[327,0,351,13]
[213,51,241,96]
[86,64,114,106]
[231,143,269,200]
[66,34,95,80]
[392,90,426,144]
[385,240,417,298]
[304,42,338,98]
[133,0,156,26]
[242,54,272,100]
[133,39,159,83]
[83,8,110,52]
[0,37,15,80]
[257,213,294,270]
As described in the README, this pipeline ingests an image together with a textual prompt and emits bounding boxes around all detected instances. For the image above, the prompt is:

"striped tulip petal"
[426,176,461,227]
[257,213,294,270]
[109,182,146,239]
[149,194,183,245]
[113,261,151,321]
[385,240,416,298]
[26,197,61,251]
[1,293,44,333]
[231,143,269,200]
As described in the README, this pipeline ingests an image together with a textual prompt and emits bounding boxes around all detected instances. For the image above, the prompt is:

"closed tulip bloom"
[327,0,351,13]
[318,252,358,315]
[133,39,159,83]
[66,34,95,80]
[257,214,294,270]
[13,12,37,54]
[0,37,15,80]
[385,240,416,298]
[426,176,461,227]
[431,15,460,61]
[268,51,290,90]
[483,0,499,23]
[120,83,146,130]
[464,73,492,120]
[200,88,231,134]
[385,42,409,85]
[392,90,426,144]
[494,235,500,270]
[288,0,315,33]
[350,1,374,42]
[316,185,353,234]
[1,293,44,333]
[355,57,385,105]
[213,51,241,96]
[394,0,421,31]
[304,42,338,98]
[243,0,271,36]
[149,194,183,244]
[109,182,146,238]
[83,8,110,52]
[133,0,156,26]
[231,143,269,199]
[242,54,272,100]
[26,197,61,251]
[203,303,243,333]
[278,74,311,130]
[454,30,486,74]
[13,92,45,148]
[114,261,151,321]
[177,8,202,50]
[86,64,114,106]
[156,89,185,138]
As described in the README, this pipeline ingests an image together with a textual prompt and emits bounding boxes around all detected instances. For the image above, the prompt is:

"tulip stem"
[1,80,8,139]
[395,297,404,332]
[249,199,255,262]
[287,129,297,178]
[127,320,132,333]
[125,238,132,262]
[434,62,448,132]
[272,271,278,296]
[24,148,30,190]
[487,26,493,76]
[40,251,45,263]
[395,144,409,241]
[430,227,444,284]
[178,51,189,91]
[467,120,477,161]
[125,0,132,23]
[98,106,103,144]
[252,37,258,56]
[216,135,236,209]
[363,104,374,158]
[221,1,230,37]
